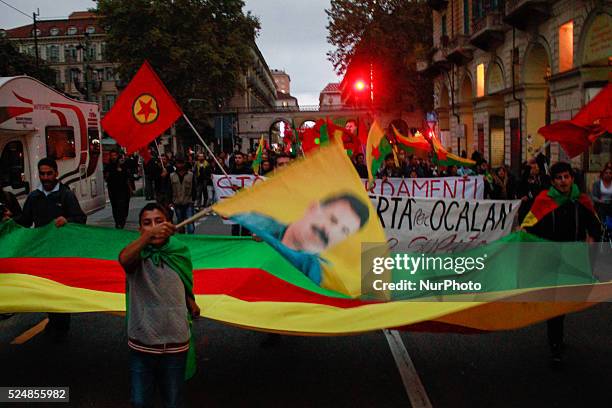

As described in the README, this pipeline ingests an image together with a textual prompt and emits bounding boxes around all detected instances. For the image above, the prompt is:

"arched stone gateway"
[236,107,424,152]
[268,119,293,149]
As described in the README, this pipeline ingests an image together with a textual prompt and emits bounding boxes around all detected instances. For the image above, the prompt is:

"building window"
[588,133,611,172]
[47,44,60,62]
[50,27,59,36]
[559,21,573,72]
[31,28,41,37]
[100,42,107,61]
[476,63,485,97]
[103,95,116,112]
[86,26,96,34]
[67,26,77,35]
[105,67,114,81]
[53,69,61,86]
[70,68,81,83]
[472,0,483,20]
[441,13,447,37]
[64,45,77,63]
[87,45,96,61]
[463,0,470,35]
[46,126,76,161]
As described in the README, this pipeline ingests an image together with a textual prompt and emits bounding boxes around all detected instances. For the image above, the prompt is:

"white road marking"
[11,318,49,345]
[383,329,433,408]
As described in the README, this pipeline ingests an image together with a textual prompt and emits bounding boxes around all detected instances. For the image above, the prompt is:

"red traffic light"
[354,80,366,91]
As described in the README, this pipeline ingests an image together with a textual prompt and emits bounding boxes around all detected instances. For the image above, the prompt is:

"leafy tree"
[326,0,433,112]
[95,0,260,144]
[0,37,56,86]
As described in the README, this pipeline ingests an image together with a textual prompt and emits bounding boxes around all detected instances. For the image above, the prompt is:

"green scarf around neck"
[548,183,581,206]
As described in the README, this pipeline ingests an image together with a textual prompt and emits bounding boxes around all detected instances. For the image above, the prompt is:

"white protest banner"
[212,174,267,224]
[212,174,266,201]
[370,195,520,253]
[362,176,484,199]
[214,175,484,201]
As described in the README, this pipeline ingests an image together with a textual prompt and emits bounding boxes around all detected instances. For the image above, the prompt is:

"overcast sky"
[0,0,339,105]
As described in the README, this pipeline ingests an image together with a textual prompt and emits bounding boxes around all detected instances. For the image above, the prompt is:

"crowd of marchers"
[0,146,611,405]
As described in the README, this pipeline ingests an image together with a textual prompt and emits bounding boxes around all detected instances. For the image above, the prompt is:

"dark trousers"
[231,224,251,236]
[194,182,208,208]
[47,313,70,331]
[144,176,155,200]
[110,195,130,229]
[130,349,186,408]
[547,315,565,347]
[174,204,194,234]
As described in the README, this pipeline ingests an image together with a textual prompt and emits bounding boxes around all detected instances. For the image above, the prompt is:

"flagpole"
[182,113,230,178]
[177,113,235,230]
[175,205,214,229]
[531,140,551,159]
[153,138,163,158]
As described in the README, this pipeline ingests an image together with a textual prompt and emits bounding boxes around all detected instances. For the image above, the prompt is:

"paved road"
[1,199,610,407]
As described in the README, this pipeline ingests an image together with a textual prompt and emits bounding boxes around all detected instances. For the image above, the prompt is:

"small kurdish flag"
[252,135,265,174]
[431,135,476,167]
[365,120,392,183]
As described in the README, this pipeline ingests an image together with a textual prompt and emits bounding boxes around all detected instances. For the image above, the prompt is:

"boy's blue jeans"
[129,349,187,408]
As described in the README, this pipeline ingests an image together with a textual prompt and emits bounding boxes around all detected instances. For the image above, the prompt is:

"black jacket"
[16,183,86,228]
[526,200,602,242]
[1,190,22,218]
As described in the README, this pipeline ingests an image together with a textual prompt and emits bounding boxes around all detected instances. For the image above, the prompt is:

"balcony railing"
[471,7,505,50]
[213,105,370,114]
[446,35,474,65]
[504,0,550,30]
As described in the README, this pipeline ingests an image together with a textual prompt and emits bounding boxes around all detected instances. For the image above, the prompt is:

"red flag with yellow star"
[101,61,182,153]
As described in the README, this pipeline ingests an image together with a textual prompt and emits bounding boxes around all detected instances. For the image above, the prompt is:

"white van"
[0,75,105,214]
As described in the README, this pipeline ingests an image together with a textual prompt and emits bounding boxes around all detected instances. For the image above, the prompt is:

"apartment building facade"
[419,0,611,180]
[4,11,119,114]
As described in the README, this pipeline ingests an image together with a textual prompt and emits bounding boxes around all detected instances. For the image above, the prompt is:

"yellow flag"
[214,143,387,297]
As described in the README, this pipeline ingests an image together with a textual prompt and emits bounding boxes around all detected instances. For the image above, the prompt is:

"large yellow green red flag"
[213,143,387,297]
[1,219,610,335]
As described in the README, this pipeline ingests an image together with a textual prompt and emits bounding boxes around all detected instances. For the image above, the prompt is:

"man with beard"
[15,158,86,337]
[230,193,369,284]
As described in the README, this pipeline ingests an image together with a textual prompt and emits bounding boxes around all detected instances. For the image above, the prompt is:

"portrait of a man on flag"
[213,143,387,296]
[231,192,370,285]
